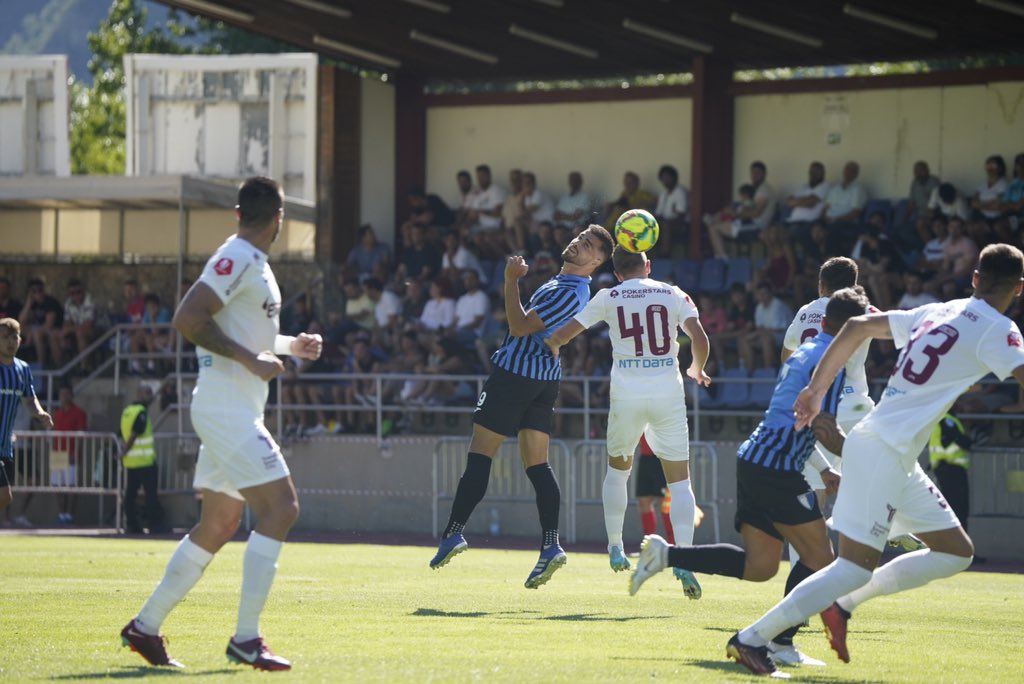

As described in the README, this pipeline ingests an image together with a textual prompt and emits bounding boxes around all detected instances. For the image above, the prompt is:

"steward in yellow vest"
[119,384,165,534]
[928,412,972,533]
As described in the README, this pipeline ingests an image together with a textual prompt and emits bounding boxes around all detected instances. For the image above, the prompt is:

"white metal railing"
[10,430,123,531]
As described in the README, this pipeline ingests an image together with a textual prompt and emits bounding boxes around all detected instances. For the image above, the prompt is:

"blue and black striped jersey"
[1,358,35,458]
[737,332,846,473]
[490,273,591,381]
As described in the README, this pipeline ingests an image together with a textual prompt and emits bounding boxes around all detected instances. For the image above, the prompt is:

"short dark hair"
[975,243,1024,295]
[751,161,766,173]
[738,183,756,197]
[756,281,772,293]
[343,277,361,288]
[364,277,383,292]
[612,245,646,276]
[819,257,858,295]
[658,165,678,183]
[986,154,1007,178]
[144,293,160,305]
[28,278,44,290]
[475,164,491,174]
[357,224,374,240]
[938,182,957,204]
[588,224,615,263]
[408,186,425,198]
[457,169,471,180]
[237,176,283,229]
[67,278,83,290]
[825,287,870,332]
[0,318,20,335]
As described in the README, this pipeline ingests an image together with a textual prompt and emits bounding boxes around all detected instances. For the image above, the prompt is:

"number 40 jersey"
[574,277,699,401]
[861,297,1024,457]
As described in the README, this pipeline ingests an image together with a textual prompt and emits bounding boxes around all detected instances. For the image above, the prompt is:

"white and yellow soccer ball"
[614,209,660,253]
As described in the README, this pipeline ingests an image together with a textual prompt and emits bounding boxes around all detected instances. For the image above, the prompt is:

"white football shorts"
[831,426,960,551]
[607,395,689,462]
[191,405,289,500]
[803,394,873,489]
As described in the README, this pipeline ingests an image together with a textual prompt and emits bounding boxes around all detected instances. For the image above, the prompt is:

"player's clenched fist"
[290,332,323,361]
[248,350,286,381]
[505,255,529,281]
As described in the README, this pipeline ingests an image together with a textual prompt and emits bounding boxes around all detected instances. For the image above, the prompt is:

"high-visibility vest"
[929,414,969,469]
[120,403,155,469]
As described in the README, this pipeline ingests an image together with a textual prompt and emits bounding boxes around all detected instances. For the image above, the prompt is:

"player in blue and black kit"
[628,288,869,674]
[430,224,614,588]
[0,318,53,514]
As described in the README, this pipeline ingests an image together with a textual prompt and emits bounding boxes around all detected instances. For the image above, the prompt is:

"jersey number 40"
[617,305,671,357]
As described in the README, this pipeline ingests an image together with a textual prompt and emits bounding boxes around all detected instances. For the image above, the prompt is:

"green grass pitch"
[3,536,1023,682]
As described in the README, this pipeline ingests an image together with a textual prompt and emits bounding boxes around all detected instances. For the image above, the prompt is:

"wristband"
[807,447,831,474]
[273,335,296,355]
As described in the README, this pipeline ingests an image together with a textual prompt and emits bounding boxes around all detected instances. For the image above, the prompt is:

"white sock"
[838,550,971,613]
[602,464,631,548]
[667,479,696,546]
[136,536,214,635]
[236,531,283,641]
[739,558,872,647]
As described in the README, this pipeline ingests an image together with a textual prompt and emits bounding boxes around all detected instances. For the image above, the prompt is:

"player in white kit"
[726,244,1024,675]
[546,247,711,598]
[121,177,323,671]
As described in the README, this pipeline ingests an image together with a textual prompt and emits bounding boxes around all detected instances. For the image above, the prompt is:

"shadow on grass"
[542,613,672,623]
[690,658,884,683]
[413,607,670,623]
[412,607,543,619]
[51,667,236,680]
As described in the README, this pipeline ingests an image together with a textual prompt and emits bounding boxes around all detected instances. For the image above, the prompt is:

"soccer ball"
[614,209,660,253]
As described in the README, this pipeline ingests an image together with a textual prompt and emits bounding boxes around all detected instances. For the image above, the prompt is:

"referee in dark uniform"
[430,224,614,588]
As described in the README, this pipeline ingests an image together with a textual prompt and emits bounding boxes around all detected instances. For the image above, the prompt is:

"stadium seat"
[748,367,778,408]
[698,258,726,295]
[717,366,750,409]
[488,259,505,295]
[724,257,752,291]
[649,258,673,283]
[892,197,912,226]
[861,198,893,232]
[673,259,701,295]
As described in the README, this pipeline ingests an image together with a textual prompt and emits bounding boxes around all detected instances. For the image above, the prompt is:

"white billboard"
[0,56,70,177]
[125,53,318,200]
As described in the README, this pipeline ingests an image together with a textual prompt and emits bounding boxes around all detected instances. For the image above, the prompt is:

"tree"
[70,0,190,175]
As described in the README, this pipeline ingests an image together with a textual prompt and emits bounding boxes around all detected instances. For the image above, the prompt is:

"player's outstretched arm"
[503,256,545,337]
[794,313,892,429]
[545,320,585,358]
[682,317,712,387]
[174,282,284,381]
[275,332,323,361]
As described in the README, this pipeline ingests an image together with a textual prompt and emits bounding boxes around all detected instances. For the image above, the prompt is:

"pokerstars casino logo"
[1009,331,1022,348]
[610,290,619,298]
[214,258,234,276]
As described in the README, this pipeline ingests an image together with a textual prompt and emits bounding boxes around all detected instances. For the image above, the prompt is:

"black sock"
[525,463,560,546]
[667,543,746,578]
[443,452,492,538]
[772,561,816,645]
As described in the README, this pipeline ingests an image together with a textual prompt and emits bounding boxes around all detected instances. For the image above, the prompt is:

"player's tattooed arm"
[811,412,845,456]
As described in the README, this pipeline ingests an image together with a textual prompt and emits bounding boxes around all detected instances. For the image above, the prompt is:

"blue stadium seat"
[717,366,750,409]
[748,367,778,409]
[892,197,912,226]
[673,259,700,295]
[861,198,893,232]
[488,259,505,295]
[724,257,752,291]
[649,258,673,283]
[698,258,726,295]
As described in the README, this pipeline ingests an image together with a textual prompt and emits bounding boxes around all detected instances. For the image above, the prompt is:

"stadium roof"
[157,0,1022,82]
[0,175,316,221]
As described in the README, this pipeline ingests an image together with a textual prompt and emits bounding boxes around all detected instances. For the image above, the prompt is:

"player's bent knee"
[743,558,780,582]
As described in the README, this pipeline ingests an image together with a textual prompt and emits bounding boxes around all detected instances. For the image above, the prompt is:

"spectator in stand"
[1001,153,1024,225]
[934,216,980,296]
[852,222,905,310]
[530,220,561,258]
[736,282,791,370]
[329,336,380,434]
[522,172,555,249]
[710,283,755,369]
[474,306,508,373]
[55,279,96,368]
[418,277,456,334]
[501,169,527,252]
[897,270,940,309]
[51,385,87,524]
[916,214,950,282]
[603,171,656,231]
[342,278,374,333]
[466,164,507,259]
[697,294,729,338]
[441,232,487,286]
[822,161,868,254]
[755,223,797,295]
[400,278,427,323]
[396,224,441,283]
[452,169,479,236]
[364,278,402,334]
[705,184,755,226]
[401,187,455,246]
[707,161,777,259]
[653,164,688,256]
[18,278,63,368]
[554,171,591,230]
[0,277,22,320]
[119,279,145,325]
[452,269,490,346]
[927,182,970,223]
[793,219,830,297]
[903,160,941,249]
[785,161,830,254]
[346,224,391,282]
[520,250,559,298]
[405,338,467,406]
[971,154,1008,223]
[130,293,173,375]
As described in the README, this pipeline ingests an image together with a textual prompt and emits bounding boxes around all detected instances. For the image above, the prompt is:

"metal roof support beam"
[316,65,362,267]
[689,56,734,260]
[394,73,427,254]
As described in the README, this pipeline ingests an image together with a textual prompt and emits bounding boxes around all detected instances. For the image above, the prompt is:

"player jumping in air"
[546,246,711,598]
[430,225,614,588]
[727,244,1024,676]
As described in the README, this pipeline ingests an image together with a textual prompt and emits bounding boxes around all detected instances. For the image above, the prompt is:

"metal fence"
[10,430,123,531]
[970,447,1024,518]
